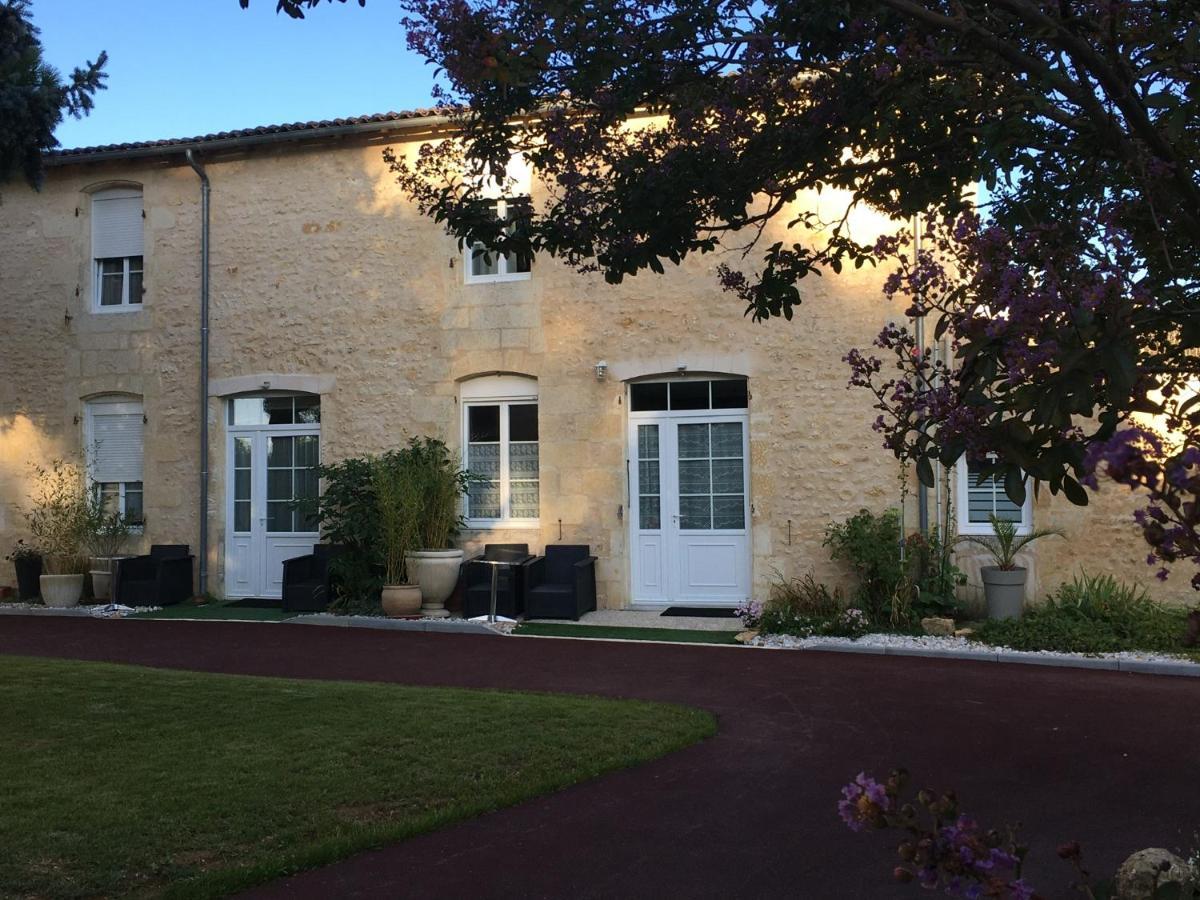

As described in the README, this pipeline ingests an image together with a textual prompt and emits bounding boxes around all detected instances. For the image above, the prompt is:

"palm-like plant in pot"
[403,437,471,618]
[24,460,90,607]
[957,515,1063,619]
[372,455,423,617]
[83,492,133,603]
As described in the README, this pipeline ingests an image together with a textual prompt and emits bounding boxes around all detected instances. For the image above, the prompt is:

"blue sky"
[34,1,440,150]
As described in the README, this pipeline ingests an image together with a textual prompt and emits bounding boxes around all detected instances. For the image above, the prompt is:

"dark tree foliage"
[254,0,1200,586]
[0,0,106,186]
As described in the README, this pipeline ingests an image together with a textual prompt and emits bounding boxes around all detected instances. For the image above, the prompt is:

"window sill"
[462,520,541,531]
[91,305,143,315]
[464,272,532,286]
[957,523,1033,538]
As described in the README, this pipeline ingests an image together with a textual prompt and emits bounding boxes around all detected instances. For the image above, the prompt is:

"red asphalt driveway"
[1,616,1196,899]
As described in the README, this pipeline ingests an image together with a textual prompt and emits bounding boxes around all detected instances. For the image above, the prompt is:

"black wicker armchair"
[281,544,345,613]
[113,545,194,607]
[462,543,535,618]
[523,545,597,621]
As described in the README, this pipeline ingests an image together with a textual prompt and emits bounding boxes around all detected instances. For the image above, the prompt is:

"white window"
[85,398,145,523]
[461,375,539,525]
[91,187,144,312]
[464,155,533,284]
[957,457,1031,535]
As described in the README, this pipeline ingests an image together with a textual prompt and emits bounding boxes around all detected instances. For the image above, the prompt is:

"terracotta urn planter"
[981,566,1026,620]
[406,549,464,618]
[380,584,422,617]
[40,574,84,608]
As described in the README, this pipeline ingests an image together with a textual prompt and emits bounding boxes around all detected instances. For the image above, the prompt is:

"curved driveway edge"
[0,616,1196,899]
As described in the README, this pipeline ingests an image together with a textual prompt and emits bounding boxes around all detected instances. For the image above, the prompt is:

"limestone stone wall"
[0,129,1188,608]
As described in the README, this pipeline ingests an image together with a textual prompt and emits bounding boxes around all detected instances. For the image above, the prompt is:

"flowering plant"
[4,539,41,563]
[831,607,871,638]
[734,599,763,630]
[839,769,1037,899]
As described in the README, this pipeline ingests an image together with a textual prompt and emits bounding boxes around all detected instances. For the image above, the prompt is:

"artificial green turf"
[516,622,742,644]
[130,602,297,621]
[0,656,715,899]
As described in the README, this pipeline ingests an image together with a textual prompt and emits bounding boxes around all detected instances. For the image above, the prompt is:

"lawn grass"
[131,602,297,621]
[516,622,742,644]
[0,656,715,899]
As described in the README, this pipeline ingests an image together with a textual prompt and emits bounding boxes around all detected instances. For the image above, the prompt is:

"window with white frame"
[461,375,539,524]
[957,456,1031,535]
[85,398,145,524]
[91,187,144,311]
[464,155,533,284]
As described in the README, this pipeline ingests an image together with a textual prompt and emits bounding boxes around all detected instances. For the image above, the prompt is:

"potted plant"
[372,455,423,617]
[404,437,471,618]
[958,515,1063,619]
[83,495,133,603]
[24,460,90,608]
[5,540,43,601]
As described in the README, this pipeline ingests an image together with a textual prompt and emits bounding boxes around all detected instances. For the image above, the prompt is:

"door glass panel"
[234,436,251,468]
[677,421,745,531]
[710,422,743,457]
[637,424,660,530]
[713,496,745,530]
[267,436,293,468]
[678,459,711,494]
[679,495,712,530]
[233,437,252,533]
[262,434,320,533]
[677,423,710,458]
[711,459,743,494]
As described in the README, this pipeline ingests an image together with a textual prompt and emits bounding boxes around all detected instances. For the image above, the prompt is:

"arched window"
[84,396,145,523]
[91,186,143,312]
[460,375,539,524]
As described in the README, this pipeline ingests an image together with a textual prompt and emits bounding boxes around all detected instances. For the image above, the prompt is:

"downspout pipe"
[185,150,211,595]
[913,219,930,536]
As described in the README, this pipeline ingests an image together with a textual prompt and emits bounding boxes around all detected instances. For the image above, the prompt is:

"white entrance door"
[224,396,321,599]
[629,380,751,606]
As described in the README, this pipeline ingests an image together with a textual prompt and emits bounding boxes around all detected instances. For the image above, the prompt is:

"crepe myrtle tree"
[252,0,1199,585]
[0,0,107,186]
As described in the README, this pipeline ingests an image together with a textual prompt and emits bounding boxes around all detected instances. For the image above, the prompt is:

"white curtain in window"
[92,189,144,259]
[88,401,144,483]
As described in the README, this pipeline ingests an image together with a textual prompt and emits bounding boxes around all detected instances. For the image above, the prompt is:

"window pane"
[267,501,293,533]
[294,434,319,468]
[710,422,743,457]
[509,403,538,442]
[677,423,709,459]
[267,436,293,468]
[712,496,745,530]
[509,441,539,478]
[99,269,124,306]
[97,483,120,515]
[128,269,143,305]
[267,468,293,502]
[711,379,748,409]
[967,463,1024,524]
[468,405,500,442]
[234,436,251,467]
[637,424,659,458]
[468,483,501,520]
[470,244,500,277]
[294,396,321,424]
[506,251,532,274]
[265,397,294,425]
[124,483,144,523]
[234,500,251,533]
[679,495,712,530]
[670,381,709,410]
[639,495,661,531]
[234,469,251,501]
[630,382,669,411]
[712,459,744,494]
[510,481,539,519]
[638,460,660,495]
[230,398,268,426]
[678,459,711,495]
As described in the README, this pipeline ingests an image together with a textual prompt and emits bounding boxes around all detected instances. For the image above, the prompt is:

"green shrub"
[975,572,1190,654]
[760,571,845,636]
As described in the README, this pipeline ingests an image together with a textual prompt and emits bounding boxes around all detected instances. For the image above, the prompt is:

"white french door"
[629,406,751,606]
[224,397,321,599]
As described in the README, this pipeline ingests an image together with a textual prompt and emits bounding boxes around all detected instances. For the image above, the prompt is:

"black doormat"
[661,606,738,618]
[225,597,283,609]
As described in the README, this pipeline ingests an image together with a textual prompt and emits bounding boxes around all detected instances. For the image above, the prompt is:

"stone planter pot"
[14,555,42,601]
[406,549,464,619]
[380,584,422,618]
[40,574,84,609]
[981,566,1026,620]
[88,557,123,602]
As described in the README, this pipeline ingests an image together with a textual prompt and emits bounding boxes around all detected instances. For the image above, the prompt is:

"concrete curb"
[784,641,1200,677]
[285,613,503,636]
[0,606,96,618]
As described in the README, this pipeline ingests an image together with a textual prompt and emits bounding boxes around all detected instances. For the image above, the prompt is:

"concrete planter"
[981,566,1027,620]
[40,574,84,608]
[88,557,125,602]
[380,584,422,617]
[406,549,464,619]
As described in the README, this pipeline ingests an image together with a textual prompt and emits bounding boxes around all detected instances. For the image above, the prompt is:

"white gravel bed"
[751,631,1199,668]
[0,602,160,618]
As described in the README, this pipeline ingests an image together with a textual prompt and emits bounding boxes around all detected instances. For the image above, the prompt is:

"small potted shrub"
[83,495,133,603]
[958,515,1063,620]
[373,455,422,617]
[24,460,90,608]
[403,437,470,618]
[5,540,43,601]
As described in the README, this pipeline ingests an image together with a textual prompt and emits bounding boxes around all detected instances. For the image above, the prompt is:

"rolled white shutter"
[92,190,144,259]
[89,403,144,483]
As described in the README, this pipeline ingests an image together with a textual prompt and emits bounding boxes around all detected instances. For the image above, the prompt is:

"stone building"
[0,111,1177,608]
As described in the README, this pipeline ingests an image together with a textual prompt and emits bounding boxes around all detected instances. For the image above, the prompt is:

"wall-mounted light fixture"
[594,360,608,382]
[676,363,688,373]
